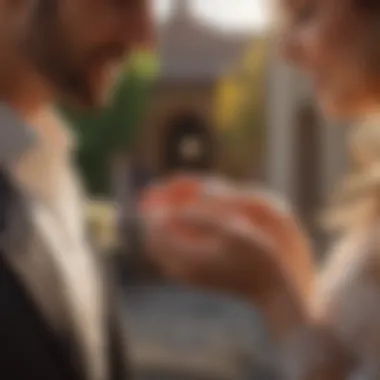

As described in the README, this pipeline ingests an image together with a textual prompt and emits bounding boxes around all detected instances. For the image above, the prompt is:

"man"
[0,0,152,379]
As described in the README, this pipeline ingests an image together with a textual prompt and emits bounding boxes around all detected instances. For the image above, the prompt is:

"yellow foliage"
[242,38,268,74]
[214,75,242,129]
[86,199,118,253]
[214,37,270,178]
[215,38,269,127]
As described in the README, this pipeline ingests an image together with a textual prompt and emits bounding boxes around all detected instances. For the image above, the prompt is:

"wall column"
[266,56,298,204]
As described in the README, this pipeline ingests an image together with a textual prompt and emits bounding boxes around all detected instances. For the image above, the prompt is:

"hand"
[231,187,317,303]
[142,200,280,296]
[140,176,316,303]
[141,196,310,338]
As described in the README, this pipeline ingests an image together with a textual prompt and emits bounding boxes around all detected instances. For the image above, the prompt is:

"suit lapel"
[102,258,132,380]
[1,169,131,380]
[0,169,86,376]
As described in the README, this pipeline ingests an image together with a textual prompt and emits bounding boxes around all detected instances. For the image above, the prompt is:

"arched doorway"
[163,113,214,174]
[295,104,322,241]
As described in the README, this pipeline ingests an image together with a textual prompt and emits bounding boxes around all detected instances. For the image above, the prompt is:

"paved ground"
[122,284,279,380]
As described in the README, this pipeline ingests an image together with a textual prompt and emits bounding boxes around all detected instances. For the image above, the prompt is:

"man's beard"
[22,0,95,108]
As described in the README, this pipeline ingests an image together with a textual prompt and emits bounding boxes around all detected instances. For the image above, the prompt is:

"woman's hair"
[322,119,380,233]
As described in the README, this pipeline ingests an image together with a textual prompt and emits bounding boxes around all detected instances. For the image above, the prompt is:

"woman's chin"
[318,96,367,122]
[318,88,380,122]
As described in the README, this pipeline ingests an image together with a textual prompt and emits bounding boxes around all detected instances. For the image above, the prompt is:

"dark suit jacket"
[0,168,131,380]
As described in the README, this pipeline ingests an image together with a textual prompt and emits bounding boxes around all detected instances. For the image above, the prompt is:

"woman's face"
[280,0,380,119]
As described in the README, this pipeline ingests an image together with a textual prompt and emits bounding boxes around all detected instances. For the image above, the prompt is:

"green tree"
[58,51,158,195]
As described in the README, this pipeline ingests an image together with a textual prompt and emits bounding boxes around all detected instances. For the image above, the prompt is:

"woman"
[142,1,380,378]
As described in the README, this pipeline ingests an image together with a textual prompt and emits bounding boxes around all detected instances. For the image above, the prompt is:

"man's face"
[21,0,152,108]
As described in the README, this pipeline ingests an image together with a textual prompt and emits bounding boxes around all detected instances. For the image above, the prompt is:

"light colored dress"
[313,223,380,379]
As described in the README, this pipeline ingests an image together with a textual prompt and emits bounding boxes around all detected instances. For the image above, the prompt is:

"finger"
[174,206,230,237]
[240,185,292,216]
[139,183,167,213]
[176,208,278,260]
[165,233,222,261]
[190,188,290,243]
[202,176,236,198]
[221,215,278,258]
[231,198,301,263]
[140,205,173,255]
[142,205,222,264]
[169,212,281,289]
[145,225,223,282]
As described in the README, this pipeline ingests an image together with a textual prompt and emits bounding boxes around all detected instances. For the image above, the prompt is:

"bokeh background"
[58,1,351,378]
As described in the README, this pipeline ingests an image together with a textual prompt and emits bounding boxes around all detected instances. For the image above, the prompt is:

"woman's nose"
[279,32,305,66]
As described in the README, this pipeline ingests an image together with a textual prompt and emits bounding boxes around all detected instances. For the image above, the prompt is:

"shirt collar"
[0,103,36,167]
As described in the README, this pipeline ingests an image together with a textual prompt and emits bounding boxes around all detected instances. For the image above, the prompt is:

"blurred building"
[139,0,251,175]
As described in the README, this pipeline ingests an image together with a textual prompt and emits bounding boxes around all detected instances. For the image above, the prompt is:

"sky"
[154,0,270,32]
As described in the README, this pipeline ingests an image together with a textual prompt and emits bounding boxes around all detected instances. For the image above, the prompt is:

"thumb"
[220,214,278,256]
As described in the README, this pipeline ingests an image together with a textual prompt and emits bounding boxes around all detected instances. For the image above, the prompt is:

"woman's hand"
[143,201,280,295]
[139,176,316,336]
[233,188,317,303]
[141,199,308,337]
[140,176,316,300]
